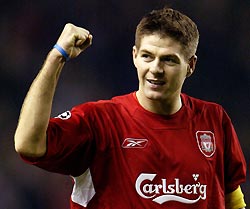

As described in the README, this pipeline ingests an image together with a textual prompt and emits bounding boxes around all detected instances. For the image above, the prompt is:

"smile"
[147,79,166,86]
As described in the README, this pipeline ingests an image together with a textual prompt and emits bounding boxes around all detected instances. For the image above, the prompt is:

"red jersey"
[23,92,246,209]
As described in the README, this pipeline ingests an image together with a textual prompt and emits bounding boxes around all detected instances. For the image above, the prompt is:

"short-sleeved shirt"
[22,92,246,209]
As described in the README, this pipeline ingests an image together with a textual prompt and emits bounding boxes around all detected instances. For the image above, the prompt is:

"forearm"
[15,23,92,157]
[14,49,65,157]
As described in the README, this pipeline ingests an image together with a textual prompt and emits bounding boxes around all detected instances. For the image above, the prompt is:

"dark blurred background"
[0,0,249,208]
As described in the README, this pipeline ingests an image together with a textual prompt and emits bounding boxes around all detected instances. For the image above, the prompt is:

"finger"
[88,34,93,44]
[76,34,93,51]
[74,33,90,46]
[83,35,93,48]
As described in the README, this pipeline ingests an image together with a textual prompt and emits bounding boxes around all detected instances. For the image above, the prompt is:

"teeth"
[148,79,165,85]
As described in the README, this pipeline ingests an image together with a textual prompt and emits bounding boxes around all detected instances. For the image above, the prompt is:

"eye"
[161,56,180,65]
[141,53,153,62]
[141,54,149,58]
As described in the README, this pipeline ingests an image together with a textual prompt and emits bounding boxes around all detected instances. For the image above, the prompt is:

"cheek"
[135,62,147,79]
[136,69,145,83]
[168,69,187,87]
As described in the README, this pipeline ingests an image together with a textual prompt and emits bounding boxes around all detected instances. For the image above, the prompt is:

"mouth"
[146,79,166,86]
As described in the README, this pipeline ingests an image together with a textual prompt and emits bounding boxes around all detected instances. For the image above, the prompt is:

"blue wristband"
[53,44,70,61]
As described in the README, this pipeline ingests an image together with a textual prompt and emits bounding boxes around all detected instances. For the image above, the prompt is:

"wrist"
[53,44,70,61]
[47,48,67,64]
[40,49,65,79]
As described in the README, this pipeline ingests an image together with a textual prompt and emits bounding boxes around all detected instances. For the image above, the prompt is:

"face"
[133,34,196,110]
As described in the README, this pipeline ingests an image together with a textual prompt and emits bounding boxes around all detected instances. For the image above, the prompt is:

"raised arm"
[14,23,93,157]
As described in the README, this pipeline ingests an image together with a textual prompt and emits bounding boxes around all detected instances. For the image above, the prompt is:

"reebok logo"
[122,138,148,148]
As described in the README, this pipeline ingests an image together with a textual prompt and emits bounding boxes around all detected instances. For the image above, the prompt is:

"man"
[14,7,246,209]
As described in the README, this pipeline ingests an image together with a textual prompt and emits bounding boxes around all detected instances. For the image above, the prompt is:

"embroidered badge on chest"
[196,131,216,157]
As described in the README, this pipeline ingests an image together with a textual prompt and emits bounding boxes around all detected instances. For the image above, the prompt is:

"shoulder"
[183,93,223,109]
[72,92,136,114]
[182,93,226,118]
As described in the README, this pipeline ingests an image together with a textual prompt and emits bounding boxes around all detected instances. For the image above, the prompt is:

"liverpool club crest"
[196,131,216,157]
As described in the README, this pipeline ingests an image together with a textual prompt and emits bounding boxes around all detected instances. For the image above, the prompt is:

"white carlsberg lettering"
[135,173,207,205]
[136,173,157,199]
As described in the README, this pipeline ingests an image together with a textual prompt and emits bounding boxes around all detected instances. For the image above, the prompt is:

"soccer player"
[14,7,246,209]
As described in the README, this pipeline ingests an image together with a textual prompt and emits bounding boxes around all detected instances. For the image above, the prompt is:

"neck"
[136,91,182,115]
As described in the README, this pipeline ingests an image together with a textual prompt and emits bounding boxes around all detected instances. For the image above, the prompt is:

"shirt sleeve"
[21,103,96,177]
[225,186,246,209]
[222,109,247,193]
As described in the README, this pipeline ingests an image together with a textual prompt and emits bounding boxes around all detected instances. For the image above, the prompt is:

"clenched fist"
[55,23,93,59]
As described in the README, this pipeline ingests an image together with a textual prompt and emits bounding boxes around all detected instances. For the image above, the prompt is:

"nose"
[149,59,164,75]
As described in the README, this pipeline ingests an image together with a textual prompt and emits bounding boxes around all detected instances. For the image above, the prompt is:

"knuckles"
[57,23,92,58]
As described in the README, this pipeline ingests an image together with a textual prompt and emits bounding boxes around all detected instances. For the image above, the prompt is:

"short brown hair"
[135,7,199,60]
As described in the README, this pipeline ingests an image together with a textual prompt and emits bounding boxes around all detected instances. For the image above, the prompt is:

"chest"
[93,103,226,176]
[121,127,219,174]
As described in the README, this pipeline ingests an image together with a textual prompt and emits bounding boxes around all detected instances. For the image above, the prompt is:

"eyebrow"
[139,49,153,55]
[140,49,178,57]
[140,49,153,54]
[139,49,181,62]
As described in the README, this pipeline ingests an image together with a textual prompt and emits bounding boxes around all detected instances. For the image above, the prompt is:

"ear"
[186,55,197,77]
[132,46,138,68]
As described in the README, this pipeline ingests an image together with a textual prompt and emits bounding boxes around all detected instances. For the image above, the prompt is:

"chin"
[144,91,165,101]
